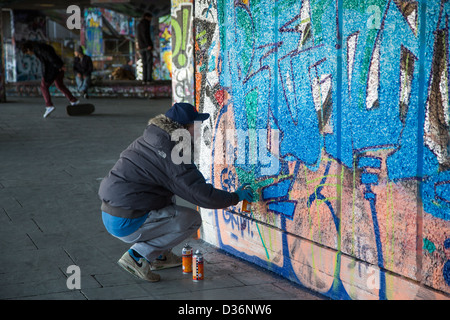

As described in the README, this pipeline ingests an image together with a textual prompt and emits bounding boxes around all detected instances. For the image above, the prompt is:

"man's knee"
[192,210,202,228]
[174,205,202,229]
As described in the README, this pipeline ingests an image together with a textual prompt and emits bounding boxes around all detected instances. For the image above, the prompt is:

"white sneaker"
[70,100,80,106]
[43,106,55,118]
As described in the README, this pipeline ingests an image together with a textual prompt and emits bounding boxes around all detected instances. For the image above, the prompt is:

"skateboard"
[66,103,95,116]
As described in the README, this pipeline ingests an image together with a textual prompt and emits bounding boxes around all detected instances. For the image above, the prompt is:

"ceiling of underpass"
[1,0,171,18]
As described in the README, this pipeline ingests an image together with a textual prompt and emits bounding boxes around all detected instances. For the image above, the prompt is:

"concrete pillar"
[0,8,6,102]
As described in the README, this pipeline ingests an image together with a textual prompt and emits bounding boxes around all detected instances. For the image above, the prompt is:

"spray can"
[241,186,252,213]
[182,243,193,274]
[242,199,251,212]
[192,249,204,281]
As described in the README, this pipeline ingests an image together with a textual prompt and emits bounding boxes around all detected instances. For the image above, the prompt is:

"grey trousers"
[115,204,202,262]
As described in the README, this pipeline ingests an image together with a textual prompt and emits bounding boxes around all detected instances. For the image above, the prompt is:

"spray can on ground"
[192,249,204,281]
[182,243,193,274]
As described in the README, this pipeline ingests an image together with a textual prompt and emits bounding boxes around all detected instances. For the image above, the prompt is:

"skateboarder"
[21,41,79,118]
[98,102,254,282]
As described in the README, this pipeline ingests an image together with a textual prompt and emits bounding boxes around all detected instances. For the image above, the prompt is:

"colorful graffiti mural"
[84,8,103,57]
[100,8,135,36]
[196,0,450,299]
[159,14,173,80]
[6,81,171,99]
[14,10,47,81]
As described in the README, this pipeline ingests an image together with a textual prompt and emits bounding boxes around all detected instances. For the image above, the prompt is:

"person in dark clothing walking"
[73,46,93,99]
[21,41,79,118]
[98,102,254,282]
[137,12,153,83]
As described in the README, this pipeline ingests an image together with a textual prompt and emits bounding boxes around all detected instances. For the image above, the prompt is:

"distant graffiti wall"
[150,15,173,81]
[100,8,135,36]
[0,13,5,102]
[159,14,173,80]
[13,10,46,42]
[84,8,103,57]
[14,10,47,81]
[196,0,450,300]
[171,0,195,104]
[6,81,171,99]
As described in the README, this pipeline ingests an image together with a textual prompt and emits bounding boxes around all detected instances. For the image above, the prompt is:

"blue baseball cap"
[165,102,209,125]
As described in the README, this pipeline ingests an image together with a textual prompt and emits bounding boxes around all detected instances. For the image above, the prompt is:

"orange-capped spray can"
[242,199,250,213]
[182,243,193,274]
[241,186,252,213]
[192,250,204,281]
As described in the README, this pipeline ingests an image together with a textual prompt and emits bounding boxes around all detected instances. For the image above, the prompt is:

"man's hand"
[235,183,254,203]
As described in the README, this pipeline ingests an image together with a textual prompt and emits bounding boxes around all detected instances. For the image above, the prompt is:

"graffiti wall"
[196,0,450,299]
[7,81,171,99]
[14,10,47,81]
[84,8,103,57]
[100,8,135,36]
[171,0,195,103]
[0,11,4,102]
[150,15,173,81]
[159,14,173,80]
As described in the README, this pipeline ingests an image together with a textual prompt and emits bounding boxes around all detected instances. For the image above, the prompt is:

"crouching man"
[98,102,253,282]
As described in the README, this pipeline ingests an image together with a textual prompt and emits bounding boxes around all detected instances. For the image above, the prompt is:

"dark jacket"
[31,42,64,83]
[137,18,153,51]
[98,115,239,219]
[73,55,93,76]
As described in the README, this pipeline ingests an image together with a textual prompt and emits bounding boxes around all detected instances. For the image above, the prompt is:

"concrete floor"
[0,96,325,302]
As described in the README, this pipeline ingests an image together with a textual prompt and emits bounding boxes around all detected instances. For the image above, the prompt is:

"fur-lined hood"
[144,114,195,163]
[143,114,185,151]
[148,114,183,135]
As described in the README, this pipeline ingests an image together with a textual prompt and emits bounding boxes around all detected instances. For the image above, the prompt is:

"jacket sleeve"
[168,163,239,209]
